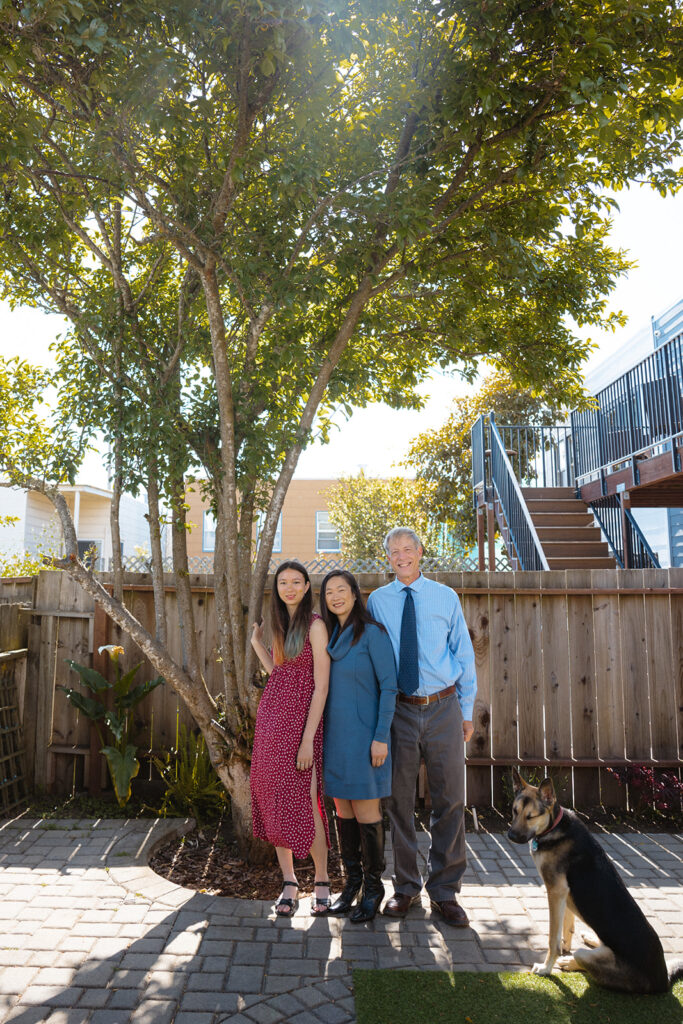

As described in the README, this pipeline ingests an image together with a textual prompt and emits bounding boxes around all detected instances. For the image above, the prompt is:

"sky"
[1,181,682,488]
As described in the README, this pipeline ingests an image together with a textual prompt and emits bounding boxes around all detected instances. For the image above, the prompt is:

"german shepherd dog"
[507,769,683,994]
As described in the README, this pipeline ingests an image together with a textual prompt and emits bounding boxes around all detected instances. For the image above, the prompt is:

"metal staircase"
[472,412,659,571]
[522,487,614,569]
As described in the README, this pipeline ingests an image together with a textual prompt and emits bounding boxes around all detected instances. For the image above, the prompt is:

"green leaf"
[65,660,109,694]
[101,745,140,807]
[118,675,165,710]
[57,685,106,721]
[113,662,143,699]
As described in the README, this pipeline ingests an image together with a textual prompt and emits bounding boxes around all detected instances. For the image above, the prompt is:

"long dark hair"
[270,560,313,664]
[320,570,384,646]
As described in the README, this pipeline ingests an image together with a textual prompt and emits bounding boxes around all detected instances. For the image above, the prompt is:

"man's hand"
[463,720,474,743]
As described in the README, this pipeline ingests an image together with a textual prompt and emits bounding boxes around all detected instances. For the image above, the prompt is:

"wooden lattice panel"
[0,654,27,815]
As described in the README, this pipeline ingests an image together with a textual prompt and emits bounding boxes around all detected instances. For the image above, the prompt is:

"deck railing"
[587,496,660,569]
[489,415,549,570]
[571,329,683,481]
[470,413,575,498]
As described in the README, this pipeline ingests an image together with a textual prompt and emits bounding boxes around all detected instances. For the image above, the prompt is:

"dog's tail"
[667,958,683,988]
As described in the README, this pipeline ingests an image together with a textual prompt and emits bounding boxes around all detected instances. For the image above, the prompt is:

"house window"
[316,511,340,553]
[203,511,216,552]
[256,511,282,554]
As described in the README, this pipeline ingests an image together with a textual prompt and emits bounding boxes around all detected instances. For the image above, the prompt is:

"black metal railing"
[470,414,575,495]
[489,415,549,570]
[471,412,486,504]
[588,496,660,569]
[495,423,575,488]
[571,329,683,481]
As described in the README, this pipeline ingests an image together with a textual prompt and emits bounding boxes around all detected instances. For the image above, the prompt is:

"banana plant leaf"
[101,744,140,808]
[103,709,126,743]
[65,660,109,693]
[113,662,143,699]
[57,685,106,721]
[118,675,165,710]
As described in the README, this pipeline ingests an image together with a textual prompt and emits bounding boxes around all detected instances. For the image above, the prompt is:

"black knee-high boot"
[350,820,385,923]
[330,816,363,915]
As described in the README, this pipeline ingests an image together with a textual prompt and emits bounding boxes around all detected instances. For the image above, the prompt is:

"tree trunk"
[110,444,124,606]
[146,457,168,647]
[224,754,273,863]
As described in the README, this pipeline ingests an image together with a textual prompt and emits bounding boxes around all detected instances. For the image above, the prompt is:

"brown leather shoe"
[430,898,469,927]
[382,892,421,918]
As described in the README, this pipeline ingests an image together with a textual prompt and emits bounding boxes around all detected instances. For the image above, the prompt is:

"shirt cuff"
[460,701,474,722]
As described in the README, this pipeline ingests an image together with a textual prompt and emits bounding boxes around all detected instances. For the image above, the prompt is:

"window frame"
[202,510,217,553]
[315,510,341,553]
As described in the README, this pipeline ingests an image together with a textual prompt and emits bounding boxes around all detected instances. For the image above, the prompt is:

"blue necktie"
[398,587,419,695]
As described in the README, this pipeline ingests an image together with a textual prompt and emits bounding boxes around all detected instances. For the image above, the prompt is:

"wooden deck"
[579,440,683,505]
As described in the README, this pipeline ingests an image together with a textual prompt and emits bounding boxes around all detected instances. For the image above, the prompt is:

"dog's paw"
[531,962,554,976]
[580,932,599,949]
[556,955,579,972]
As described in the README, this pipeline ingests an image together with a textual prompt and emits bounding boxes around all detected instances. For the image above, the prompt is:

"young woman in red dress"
[250,560,331,916]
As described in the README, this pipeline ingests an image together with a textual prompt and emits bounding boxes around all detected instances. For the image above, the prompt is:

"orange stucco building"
[184,479,341,565]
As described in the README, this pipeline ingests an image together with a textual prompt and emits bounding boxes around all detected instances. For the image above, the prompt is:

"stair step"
[547,557,616,569]
[536,527,603,542]
[530,512,594,527]
[521,487,575,499]
[526,498,588,513]
[542,542,610,557]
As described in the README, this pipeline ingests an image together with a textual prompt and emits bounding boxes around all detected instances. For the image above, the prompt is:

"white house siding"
[0,488,28,556]
[24,491,62,556]
[118,493,151,557]
[72,493,109,564]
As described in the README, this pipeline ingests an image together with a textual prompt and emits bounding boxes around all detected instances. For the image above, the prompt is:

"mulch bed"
[149,813,346,901]
[148,802,682,901]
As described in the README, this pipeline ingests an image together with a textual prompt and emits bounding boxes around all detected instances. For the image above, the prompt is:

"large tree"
[403,369,572,547]
[1,0,682,849]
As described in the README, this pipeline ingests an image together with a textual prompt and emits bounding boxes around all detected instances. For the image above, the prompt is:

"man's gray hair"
[383,527,423,556]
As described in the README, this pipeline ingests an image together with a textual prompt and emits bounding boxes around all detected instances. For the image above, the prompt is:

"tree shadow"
[0,818,339,1024]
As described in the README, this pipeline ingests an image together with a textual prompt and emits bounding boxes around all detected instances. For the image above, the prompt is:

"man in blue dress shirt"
[367,526,476,926]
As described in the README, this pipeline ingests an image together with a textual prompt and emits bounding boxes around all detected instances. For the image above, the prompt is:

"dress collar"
[326,622,355,660]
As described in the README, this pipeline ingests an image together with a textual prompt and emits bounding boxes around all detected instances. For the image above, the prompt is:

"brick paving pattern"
[0,818,681,1023]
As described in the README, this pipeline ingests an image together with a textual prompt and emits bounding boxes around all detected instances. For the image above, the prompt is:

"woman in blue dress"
[320,570,397,922]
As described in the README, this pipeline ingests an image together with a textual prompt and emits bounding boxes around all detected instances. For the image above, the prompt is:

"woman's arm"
[250,621,274,675]
[296,618,330,771]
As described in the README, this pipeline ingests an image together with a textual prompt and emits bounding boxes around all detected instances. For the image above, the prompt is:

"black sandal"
[274,881,298,917]
[311,880,332,916]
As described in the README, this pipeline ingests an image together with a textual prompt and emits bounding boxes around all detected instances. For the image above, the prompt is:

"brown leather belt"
[398,684,456,706]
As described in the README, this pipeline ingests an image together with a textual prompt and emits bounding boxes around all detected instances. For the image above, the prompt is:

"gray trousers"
[386,692,466,902]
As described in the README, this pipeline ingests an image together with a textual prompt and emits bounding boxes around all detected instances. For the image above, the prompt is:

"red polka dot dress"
[250,616,330,859]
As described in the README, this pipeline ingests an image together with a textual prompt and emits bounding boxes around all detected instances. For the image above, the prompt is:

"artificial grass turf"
[353,968,683,1024]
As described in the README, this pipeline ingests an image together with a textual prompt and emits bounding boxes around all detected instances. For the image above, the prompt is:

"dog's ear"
[511,767,525,794]
[538,777,556,808]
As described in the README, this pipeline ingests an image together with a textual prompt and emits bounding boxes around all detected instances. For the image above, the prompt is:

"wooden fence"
[0,568,681,808]
[0,601,29,813]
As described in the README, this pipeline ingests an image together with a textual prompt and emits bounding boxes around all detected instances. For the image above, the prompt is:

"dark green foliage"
[154,726,229,825]
[59,647,164,807]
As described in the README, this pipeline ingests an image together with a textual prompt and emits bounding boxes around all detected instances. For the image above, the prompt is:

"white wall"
[119,493,151,557]
[0,488,27,555]
[24,491,63,556]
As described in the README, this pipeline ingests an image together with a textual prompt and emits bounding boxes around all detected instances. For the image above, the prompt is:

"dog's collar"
[531,807,564,851]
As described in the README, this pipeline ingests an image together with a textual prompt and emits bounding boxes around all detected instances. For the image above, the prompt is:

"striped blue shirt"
[367,574,477,720]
